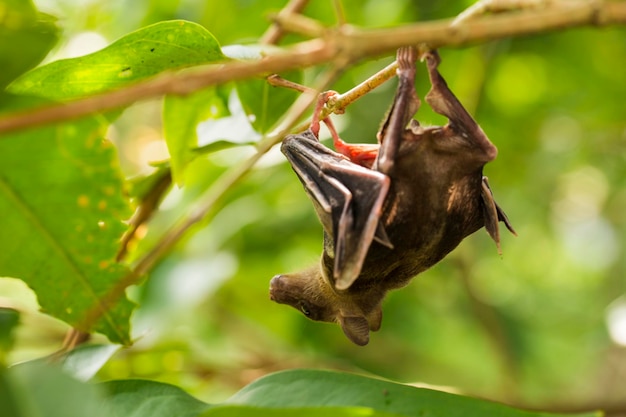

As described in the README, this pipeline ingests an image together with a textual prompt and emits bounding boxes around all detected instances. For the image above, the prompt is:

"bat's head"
[269,265,383,346]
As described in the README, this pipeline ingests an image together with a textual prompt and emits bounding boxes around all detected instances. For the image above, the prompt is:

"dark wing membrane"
[282,130,390,290]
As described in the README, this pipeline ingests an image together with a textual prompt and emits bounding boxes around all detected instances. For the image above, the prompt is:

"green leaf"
[101,379,212,417]
[4,361,107,417]
[0,368,22,417]
[0,308,20,364]
[235,74,302,133]
[101,379,399,417]
[60,343,121,381]
[227,369,601,417]
[0,0,59,90]
[23,343,121,381]
[0,96,134,344]
[227,45,303,133]
[163,87,229,185]
[99,370,601,417]
[200,405,403,417]
[9,20,225,100]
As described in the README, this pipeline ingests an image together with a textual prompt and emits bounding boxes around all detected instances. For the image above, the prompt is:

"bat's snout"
[269,274,284,301]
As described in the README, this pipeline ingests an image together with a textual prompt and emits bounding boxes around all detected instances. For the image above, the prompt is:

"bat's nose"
[269,274,283,301]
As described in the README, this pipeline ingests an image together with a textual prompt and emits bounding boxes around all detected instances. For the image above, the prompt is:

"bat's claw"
[422,50,441,71]
[310,90,338,138]
[396,46,417,72]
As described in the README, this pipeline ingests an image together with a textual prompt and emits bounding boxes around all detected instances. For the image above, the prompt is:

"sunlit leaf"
[9,20,225,100]
[60,343,121,381]
[0,96,134,344]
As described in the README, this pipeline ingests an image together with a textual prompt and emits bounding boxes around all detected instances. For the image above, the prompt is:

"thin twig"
[1,0,624,135]
[260,0,311,44]
[267,74,315,93]
[0,39,332,135]
[268,58,400,117]
[452,0,551,25]
[267,12,327,38]
[116,168,172,262]
[325,60,399,115]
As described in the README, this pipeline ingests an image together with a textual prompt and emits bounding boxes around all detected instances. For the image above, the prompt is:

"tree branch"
[260,0,311,44]
[1,0,624,135]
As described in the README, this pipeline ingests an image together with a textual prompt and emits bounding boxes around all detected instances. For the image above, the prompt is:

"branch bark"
[260,0,311,44]
[1,0,624,135]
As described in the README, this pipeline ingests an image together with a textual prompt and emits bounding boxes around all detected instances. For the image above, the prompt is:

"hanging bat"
[270,47,515,346]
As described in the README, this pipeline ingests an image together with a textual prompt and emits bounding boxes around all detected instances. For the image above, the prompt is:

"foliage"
[1,0,625,416]
[0,350,600,417]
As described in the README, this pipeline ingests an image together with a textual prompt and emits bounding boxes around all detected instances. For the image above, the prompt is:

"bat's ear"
[367,305,383,331]
[481,177,516,253]
[339,314,370,346]
[481,177,501,252]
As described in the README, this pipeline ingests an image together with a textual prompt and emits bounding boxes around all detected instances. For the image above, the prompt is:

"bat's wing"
[481,177,517,253]
[282,129,390,290]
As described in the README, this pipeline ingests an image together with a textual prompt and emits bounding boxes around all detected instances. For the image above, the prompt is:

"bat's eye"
[299,302,311,316]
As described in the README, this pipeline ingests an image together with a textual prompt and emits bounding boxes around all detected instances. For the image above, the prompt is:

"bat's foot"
[422,49,441,72]
[310,90,338,138]
[396,46,417,74]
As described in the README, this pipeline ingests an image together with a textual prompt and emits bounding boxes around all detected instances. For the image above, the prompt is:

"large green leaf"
[227,369,600,417]
[98,369,601,417]
[0,19,227,343]
[9,20,225,100]
[101,379,211,417]
[0,96,134,344]
[200,406,402,417]
[0,0,59,90]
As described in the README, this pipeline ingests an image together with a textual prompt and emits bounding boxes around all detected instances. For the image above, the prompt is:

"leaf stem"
[268,59,399,118]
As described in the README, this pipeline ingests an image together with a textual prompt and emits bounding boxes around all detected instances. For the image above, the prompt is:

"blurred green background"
[2,0,626,412]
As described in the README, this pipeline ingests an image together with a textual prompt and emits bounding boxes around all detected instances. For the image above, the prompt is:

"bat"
[270,47,516,346]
